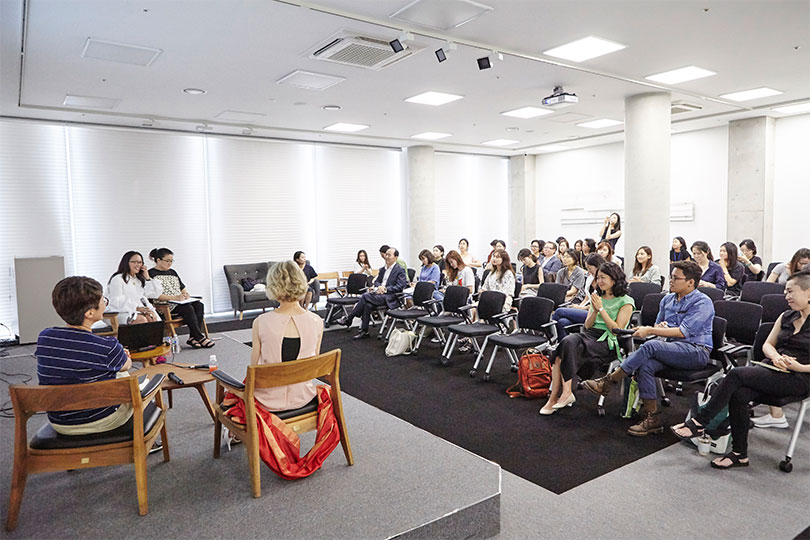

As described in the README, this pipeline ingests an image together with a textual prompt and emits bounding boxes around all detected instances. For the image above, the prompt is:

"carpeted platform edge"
[391,491,500,540]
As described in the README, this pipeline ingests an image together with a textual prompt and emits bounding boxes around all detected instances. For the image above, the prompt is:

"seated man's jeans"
[552,307,588,339]
[620,339,709,399]
[347,292,389,331]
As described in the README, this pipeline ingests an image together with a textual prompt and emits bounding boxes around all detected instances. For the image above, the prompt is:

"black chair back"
[517,297,555,331]
[714,300,762,345]
[407,268,416,282]
[412,281,435,307]
[346,273,368,295]
[766,261,781,278]
[442,285,470,314]
[537,283,568,307]
[477,291,506,322]
[698,287,724,303]
[513,277,522,298]
[639,292,666,327]
[709,316,728,362]
[628,282,662,309]
[739,281,784,304]
[760,294,789,323]
[752,322,775,363]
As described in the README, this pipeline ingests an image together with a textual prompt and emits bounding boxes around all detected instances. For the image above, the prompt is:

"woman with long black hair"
[107,250,162,325]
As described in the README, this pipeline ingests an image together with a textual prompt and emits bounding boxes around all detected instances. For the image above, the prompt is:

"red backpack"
[506,351,552,399]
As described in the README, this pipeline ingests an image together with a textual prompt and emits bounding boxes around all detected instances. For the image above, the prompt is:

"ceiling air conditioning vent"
[671,100,703,114]
[308,30,421,70]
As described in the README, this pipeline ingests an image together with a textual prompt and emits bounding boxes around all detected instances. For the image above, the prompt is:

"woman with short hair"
[518,248,540,298]
[738,239,763,282]
[691,241,726,290]
[530,239,544,261]
[556,249,587,304]
[433,245,446,273]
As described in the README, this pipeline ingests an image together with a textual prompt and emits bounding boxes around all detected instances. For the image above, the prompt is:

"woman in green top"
[541,262,635,415]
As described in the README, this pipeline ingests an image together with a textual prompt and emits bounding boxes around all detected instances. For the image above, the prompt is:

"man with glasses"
[583,261,715,436]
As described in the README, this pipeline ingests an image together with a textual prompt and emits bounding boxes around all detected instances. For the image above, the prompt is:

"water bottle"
[209,354,218,372]
[172,335,180,354]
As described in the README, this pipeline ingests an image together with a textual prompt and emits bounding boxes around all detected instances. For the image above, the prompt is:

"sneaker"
[752,413,789,429]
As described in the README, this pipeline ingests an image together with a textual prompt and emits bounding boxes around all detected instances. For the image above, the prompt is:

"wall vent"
[308,30,421,70]
[671,100,703,114]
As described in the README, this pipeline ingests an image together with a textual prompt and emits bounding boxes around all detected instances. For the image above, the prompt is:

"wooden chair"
[6,375,169,531]
[94,311,120,336]
[152,303,210,339]
[212,349,353,498]
[318,271,340,298]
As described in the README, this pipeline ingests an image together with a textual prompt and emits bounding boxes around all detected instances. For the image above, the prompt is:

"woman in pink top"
[251,260,323,411]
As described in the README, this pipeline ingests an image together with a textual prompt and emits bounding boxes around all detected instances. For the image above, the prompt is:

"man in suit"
[539,241,562,281]
[337,247,408,339]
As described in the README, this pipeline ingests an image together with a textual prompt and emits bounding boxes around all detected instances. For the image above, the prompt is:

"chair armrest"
[719,344,749,356]
[558,301,572,308]
[423,298,441,305]
[612,328,636,336]
[564,323,583,334]
[140,373,166,401]
[493,311,517,321]
[212,370,246,391]
[458,304,474,312]
[540,321,557,329]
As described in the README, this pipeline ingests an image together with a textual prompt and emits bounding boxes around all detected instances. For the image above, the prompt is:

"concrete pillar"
[404,145,435,265]
[727,117,775,263]
[508,154,536,253]
[624,92,671,279]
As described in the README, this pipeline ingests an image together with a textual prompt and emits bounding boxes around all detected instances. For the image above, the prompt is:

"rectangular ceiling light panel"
[772,102,810,114]
[533,144,570,153]
[215,110,267,122]
[482,139,519,146]
[324,123,369,132]
[501,106,554,119]
[645,66,716,85]
[405,91,464,106]
[81,38,162,66]
[63,94,120,109]
[719,87,782,102]
[577,119,623,129]
[390,0,493,30]
[543,36,626,62]
[411,132,453,140]
[276,70,346,91]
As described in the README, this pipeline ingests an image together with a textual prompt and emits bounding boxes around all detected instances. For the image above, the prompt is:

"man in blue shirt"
[584,261,715,436]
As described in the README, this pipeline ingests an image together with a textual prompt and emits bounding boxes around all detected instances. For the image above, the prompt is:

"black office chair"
[698,287,724,303]
[411,286,471,353]
[766,261,781,278]
[442,291,506,366]
[630,292,667,335]
[537,282,568,308]
[760,294,790,323]
[324,273,369,328]
[471,297,555,381]
[627,282,662,316]
[713,300,762,348]
[739,281,784,304]
[381,281,437,341]
[407,268,416,282]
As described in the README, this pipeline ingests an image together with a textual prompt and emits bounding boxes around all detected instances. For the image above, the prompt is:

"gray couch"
[223,262,280,320]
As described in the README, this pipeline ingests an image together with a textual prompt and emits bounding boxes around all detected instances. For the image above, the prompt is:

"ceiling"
[1,0,808,156]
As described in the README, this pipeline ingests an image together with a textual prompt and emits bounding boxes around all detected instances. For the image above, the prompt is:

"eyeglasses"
[670,276,687,281]
[103,296,109,305]
[160,258,174,264]
[129,260,144,265]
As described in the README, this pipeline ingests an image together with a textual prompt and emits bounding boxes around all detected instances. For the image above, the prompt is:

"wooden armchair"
[212,349,353,497]
[152,302,209,339]
[318,271,340,298]
[94,311,120,336]
[6,375,169,531]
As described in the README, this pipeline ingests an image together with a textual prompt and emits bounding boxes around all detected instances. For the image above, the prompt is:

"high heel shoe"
[551,394,576,409]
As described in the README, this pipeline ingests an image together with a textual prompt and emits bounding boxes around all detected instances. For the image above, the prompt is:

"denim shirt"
[655,289,715,348]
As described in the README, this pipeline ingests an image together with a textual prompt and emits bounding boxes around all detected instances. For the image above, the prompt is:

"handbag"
[685,388,732,454]
[385,329,417,357]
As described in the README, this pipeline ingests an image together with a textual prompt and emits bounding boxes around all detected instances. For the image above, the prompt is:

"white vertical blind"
[434,153,509,261]
[206,137,315,312]
[67,126,210,309]
[0,121,72,334]
[314,145,403,272]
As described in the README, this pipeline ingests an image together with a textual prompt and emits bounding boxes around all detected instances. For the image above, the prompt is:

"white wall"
[773,113,810,262]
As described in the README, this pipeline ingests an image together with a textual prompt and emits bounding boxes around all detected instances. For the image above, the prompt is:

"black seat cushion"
[387,308,431,320]
[273,396,318,420]
[30,402,162,450]
[656,365,720,382]
[418,314,465,328]
[447,323,501,338]
[488,333,548,349]
[326,297,361,306]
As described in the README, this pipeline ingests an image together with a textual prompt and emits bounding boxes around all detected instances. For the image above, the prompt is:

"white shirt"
[106,274,162,322]
[379,263,395,289]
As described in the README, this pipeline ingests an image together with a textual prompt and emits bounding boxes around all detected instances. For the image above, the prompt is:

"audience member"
[599,212,622,249]
[486,239,507,264]
[717,242,745,297]
[671,271,810,469]
[551,254,606,338]
[336,247,408,339]
[768,248,810,284]
[541,262,634,415]
[445,250,475,294]
[582,238,596,257]
[433,245,446,273]
[458,238,482,268]
[355,250,373,276]
[597,241,622,265]
[584,261,715,436]
[379,244,407,270]
[148,247,213,348]
[107,250,162,324]
[36,276,133,435]
[480,249,516,311]
[539,241,562,281]
[738,239,763,282]
[517,248,541,298]
[670,236,691,264]
[557,237,570,259]
[691,241,726,290]
[556,249,587,304]
[530,239,543,260]
[415,249,442,301]
[629,246,662,284]
[294,251,319,309]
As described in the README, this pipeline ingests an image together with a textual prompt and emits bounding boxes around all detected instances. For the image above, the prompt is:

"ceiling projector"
[542,86,578,108]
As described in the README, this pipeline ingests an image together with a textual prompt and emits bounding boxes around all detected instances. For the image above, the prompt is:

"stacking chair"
[739,281,784,304]
[6,374,169,531]
[713,300,763,358]
[760,294,790,323]
[537,282,568,308]
[766,261,781,278]
[698,287,724,303]
[324,273,369,328]
[94,311,120,337]
[212,349,353,497]
[627,282,662,312]
[471,297,555,381]
[407,268,416,282]
[411,285,471,353]
[382,281,437,341]
[441,291,506,366]
[152,302,210,340]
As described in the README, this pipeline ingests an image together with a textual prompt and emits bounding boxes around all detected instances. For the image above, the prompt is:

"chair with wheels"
[441,291,506,366]
[760,294,790,323]
[407,268,416,282]
[381,281,438,342]
[713,300,763,357]
[212,349,353,497]
[698,287,724,303]
[410,286,471,353]
[6,374,169,531]
[537,282,568,308]
[739,281,784,304]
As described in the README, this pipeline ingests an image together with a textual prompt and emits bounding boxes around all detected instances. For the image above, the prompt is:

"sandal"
[200,338,216,348]
[710,452,749,469]
[187,338,203,349]
[670,418,704,440]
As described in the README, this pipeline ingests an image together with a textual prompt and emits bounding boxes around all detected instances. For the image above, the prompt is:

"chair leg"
[239,311,244,321]
[195,384,217,423]
[413,325,427,352]
[785,399,809,461]
[5,456,28,531]
[331,391,354,466]
[213,416,222,459]
[133,442,149,515]
[472,337,488,370]
[167,389,173,409]
[202,318,210,338]
[247,431,262,498]
[484,345,499,375]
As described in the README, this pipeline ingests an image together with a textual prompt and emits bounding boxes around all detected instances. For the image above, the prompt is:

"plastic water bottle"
[172,335,180,354]
[209,354,218,372]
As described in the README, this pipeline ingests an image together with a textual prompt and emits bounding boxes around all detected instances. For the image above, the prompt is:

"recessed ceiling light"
[533,144,570,153]
[501,106,554,119]
[215,110,266,122]
[183,88,206,95]
[322,105,342,111]
[405,91,464,106]
[505,127,519,132]
[481,139,519,146]
[719,87,783,101]
[411,132,453,140]
[63,94,120,109]
[645,66,716,85]
[323,122,370,133]
[543,36,626,62]
[771,101,810,114]
[577,119,623,129]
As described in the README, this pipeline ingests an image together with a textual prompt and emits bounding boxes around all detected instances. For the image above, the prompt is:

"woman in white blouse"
[107,250,163,324]
[445,250,475,294]
[481,249,516,311]
[458,238,482,268]
[628,246,662,285]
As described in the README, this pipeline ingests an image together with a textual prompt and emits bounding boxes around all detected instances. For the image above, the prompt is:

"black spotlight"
[477,56,492,70]
[435,48,447,63]
[390,39,404,53]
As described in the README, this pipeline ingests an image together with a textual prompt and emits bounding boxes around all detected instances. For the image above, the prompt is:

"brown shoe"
[583,375,616,396]
[627,411,664,437]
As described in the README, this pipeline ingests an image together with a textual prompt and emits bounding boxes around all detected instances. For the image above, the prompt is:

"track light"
[434,42,457,63]
[195,123,213,132]
[477,51,503,70]
[389,31,414,53]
